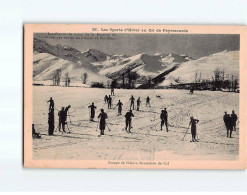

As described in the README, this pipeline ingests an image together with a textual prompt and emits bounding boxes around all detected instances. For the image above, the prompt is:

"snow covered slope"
[159,50,239,86]
[99,53,192,82]
[33,52,111,86]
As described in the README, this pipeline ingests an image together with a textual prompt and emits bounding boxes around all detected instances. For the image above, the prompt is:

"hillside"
[33,38,97,72]
[99,53,192,83]
[33,52,111,86]
[159,50,239,86]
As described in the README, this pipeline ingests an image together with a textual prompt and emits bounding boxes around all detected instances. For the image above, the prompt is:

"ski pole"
[181,124,190,141]
[106,123,111,132]
[66,122,70,133]
[68,111,72,123]
[96,119,99,132]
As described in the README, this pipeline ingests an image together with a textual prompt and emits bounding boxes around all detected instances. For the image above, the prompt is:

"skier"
[64,105,71,122]
[137,97,141,111]
[104,95,109,104]
[88,103,97,121]
[111,87,114,96]
[48,107,55,135]
[98,109,108,136]
[130,95,135,110]
[146,96,151,107]
[231,110,238,131]
[189,116,199,142]
[125,110,134,133]
[116,100,123,115]
[160,108,168,132]
[32,124,41,139]
[189,86,194,95]
[223,112,231,137]
[47,97,54,111]
[108,95,112,109]
[228,114,233,138]
[58,107,66,132]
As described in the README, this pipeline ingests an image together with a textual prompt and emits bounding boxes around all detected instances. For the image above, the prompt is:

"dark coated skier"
[228,114,233,138]
[189,116,199,142]
[137,97,141,111]
[108,95,112,109]
[58,107,66,132]
[116,100,123,115]
[231,110,238,131]
[125,110,134,133]
[104,95,109,104]
[88,103,97,121]
[47,97,54,111]
[223,112,231,137]
[160,108,168,132]
[111,87,115,96]
[48,107,55,135]
[130,95,135,110]
[146,96,151,107]
[98,109,108,136]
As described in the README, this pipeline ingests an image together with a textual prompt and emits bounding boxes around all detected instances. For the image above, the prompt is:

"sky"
[35,33,240,59]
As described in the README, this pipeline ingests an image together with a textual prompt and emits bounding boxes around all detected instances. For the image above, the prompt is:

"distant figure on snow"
[160,108,168,132]
[98,109,108,136]
[146,96,151,107]
[125,110,134,133]
[231,110,238,131]
[223,112,233,138]
[108,95,112,109]
[48,108,55,135]
[111,87,115,96]
[104,95,109,104]
[58,107,66,132]
[137,97,141,111]
[130,95,135,110]
[47,97,54,111]
[189,116,199,142]
[88,103,97,121]
[32,124,41,139]
[116,100,123,115]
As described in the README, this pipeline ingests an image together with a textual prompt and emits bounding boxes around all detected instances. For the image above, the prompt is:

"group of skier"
[34,88,238,142]
[223,110,238,138]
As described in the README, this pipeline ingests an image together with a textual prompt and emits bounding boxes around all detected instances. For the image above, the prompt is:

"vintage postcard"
[24,24,247,169]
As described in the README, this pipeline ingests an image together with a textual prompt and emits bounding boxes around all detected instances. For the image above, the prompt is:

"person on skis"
[108,95,112,109]
[58,107,66,132]
[146,96,151,107]
[104,95,109,104]
[125,110,134,133]
[88,103,96,121]
[223,111,231,137]
[98,109,108,136]
[137,97,141,111]
[116,100,123,115]
[130,95,135,110]
[189,116,199,142]
[160,108,168,132]
[47,97,54,111]
[111,87,115,96]
[231,110,238,131]
[48,107,55,135]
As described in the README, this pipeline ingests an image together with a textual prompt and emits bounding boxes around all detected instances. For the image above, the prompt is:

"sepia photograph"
[24,24,246,169]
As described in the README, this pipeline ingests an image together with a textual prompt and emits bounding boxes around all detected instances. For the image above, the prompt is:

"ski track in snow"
[32,86,239,161]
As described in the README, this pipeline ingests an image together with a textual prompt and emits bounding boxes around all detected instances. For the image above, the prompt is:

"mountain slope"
[99,53,192,83]
[33,38,97,72]
[159,50,239,86]
[33,52,111,86]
